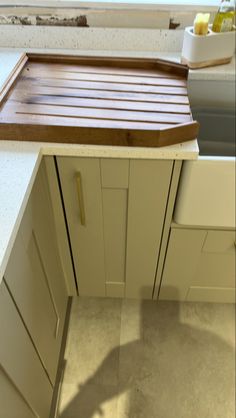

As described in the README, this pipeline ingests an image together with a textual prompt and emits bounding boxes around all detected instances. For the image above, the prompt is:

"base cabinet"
[4,160,68,384]
[1,159,68,416]
[159,227,236,303]
[57,157,174,299]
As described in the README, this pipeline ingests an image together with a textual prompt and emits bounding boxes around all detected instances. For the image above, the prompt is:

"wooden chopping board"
[0,54,199,147]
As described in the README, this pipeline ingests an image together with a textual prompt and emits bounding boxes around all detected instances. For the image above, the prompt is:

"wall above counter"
[0,1,218,30]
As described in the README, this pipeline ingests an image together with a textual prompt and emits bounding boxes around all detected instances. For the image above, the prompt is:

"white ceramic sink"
[174,104,235,228]
[175,156,235,228]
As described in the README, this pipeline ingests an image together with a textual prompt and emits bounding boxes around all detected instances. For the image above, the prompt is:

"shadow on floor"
[59,289,235,418]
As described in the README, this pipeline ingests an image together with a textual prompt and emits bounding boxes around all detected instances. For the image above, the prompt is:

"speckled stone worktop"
[0,142,41,282]
[0,47,234,283]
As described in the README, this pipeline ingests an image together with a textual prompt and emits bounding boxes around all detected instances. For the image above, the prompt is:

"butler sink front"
[174,105,235,228]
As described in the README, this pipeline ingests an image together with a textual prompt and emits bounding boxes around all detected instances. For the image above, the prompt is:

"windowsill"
[0,0,219,12]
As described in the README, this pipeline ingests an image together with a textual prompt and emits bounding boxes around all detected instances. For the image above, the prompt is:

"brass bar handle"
[76,172,86,226]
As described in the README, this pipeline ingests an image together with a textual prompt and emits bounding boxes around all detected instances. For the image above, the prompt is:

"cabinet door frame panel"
[126,159,173,299]
[57,157,106,297]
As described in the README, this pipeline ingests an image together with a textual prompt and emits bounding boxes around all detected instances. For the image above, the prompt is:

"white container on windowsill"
[181,25,236,69]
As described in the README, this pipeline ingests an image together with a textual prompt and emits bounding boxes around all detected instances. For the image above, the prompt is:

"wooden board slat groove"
[6,103,190,124]
[18,78,188,96]
[15,111,178,125]
[9,86,190,105]
[22,68,187,87]
[0,110,171,130]
[9,94,190,115]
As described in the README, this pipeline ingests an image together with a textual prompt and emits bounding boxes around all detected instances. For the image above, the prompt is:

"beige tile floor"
[58,298,235,418]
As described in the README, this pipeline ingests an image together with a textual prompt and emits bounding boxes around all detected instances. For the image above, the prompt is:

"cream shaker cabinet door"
[125,159,173,298]
[4,160,68,384]
[57,157,173,299]
[101,159,173,299]
[57,157,106,297]
[159,228,236,303]
[0,281,53,418]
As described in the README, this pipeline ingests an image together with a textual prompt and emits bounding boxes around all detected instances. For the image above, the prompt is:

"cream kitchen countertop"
[0,47,234,282]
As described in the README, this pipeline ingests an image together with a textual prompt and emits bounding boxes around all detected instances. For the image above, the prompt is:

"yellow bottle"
[212,0,235,32]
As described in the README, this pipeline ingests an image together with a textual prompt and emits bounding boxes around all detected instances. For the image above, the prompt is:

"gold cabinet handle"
[76,172,86,226]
